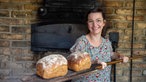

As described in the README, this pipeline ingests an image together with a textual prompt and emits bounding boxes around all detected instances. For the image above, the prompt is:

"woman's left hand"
[113,52,129,63]
[118,55,129,63]
[121,56,129,63]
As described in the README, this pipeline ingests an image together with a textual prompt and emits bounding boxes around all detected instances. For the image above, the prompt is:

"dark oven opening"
[31,23,88,52]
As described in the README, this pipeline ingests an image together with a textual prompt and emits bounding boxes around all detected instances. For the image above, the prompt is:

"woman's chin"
[92,32,101,35]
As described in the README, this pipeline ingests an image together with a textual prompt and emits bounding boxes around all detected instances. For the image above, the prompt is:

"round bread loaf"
[67,51,91,71]
[36,54,68,79]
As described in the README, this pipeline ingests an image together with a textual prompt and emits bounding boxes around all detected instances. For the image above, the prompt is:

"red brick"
[0,18,25,25]
[25,62,36,68]
[0,0,9,2]
[12,27,30,33]
[104,1,123,7]
[12,41,30,47]
[11,48,22,55]
[133,50,146,56]
[11,0,40,3]
[116,69,123,76]
[0,18,31,25]
[117,76,129,82]
[21,49,32,55]
[0,34,10,39]
[15,56,34,61]
[24,4,40,11]
[133,63,146,68]
[126,1,133,8]
[25,34,31,40]
[134,29,144,36]
[123,36,131,42]
[11,34,24,40]
[124,30,132,36]
[0,41,9,47]
[0,3,23,10]
[0,25,9,32]
[133,58,144,62]
[116,9,133,15]
[11,11,33,18]
[116,63,130,69]
[114,22,129,28]
[107,15,126,20]
[132,76,146,82]
[124,43,131,49]
[133,43,145,49]
[135,1,146,8]
[137,23,146,29]
[0,10,9,17]
[137,9,146,15]
[0,33,23,40]
[0,48,11,55]
[124,70,142,76]
[117,50,130,57]
[127,15,145,21]
[104,8,114,14]
[118,42,125,49]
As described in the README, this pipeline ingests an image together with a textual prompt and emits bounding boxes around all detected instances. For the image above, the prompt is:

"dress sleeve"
[70,36,86,53]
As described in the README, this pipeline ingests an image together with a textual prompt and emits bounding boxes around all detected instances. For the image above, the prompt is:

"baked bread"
[36,54,68,79]
[67,51,91,71]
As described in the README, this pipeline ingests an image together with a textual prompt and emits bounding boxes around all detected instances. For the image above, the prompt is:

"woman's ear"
[104,20,106,23]
[103,20,106,26]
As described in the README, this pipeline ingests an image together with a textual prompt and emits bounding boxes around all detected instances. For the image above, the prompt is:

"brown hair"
[86,7,106,21]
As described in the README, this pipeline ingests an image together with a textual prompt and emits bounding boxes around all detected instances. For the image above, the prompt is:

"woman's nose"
[93,21,98,27]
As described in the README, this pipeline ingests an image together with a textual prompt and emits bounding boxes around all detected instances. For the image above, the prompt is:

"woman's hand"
[92,60,107,69]
[115,52,129,63]
[119,55,129,63]
[100,62,107,69]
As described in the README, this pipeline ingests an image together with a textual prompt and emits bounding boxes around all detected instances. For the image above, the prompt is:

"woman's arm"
[111,52,129,63]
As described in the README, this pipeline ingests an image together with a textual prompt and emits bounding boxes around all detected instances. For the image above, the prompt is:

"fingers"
[100,62,107,69]
[123,56,129,63]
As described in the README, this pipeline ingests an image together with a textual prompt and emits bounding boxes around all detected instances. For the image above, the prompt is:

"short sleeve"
[70,36,87,53]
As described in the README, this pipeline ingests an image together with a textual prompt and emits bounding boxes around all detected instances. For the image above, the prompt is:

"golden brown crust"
[36,54,68,79]
[67,52,91,71]
[37,64,68,79]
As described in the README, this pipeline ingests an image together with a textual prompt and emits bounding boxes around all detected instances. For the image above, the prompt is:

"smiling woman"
[69,7,129,82]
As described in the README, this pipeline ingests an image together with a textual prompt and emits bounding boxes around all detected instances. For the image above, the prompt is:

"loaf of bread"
[67,51,91,72]
[36,54,68,79]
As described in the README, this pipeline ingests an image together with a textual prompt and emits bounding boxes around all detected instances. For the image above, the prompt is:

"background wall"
[0,0,146,82]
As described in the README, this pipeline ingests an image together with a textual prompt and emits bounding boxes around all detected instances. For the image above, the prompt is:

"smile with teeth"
[93,26,100,30]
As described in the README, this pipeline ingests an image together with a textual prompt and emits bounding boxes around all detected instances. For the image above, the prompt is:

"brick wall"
[102,0,146,82]
[0,0,145,82]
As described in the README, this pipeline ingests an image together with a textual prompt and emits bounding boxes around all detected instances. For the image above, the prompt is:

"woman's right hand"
[93,59,107,69]
[99,62,107,69]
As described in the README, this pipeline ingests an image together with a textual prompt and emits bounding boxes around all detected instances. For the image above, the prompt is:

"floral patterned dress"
[70,35,113,82]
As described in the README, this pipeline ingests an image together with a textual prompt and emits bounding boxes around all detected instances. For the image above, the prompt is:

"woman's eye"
[88,20,93,23]
[96,20,102,23]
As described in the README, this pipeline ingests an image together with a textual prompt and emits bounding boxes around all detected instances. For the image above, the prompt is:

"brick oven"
[31,0,97,52]
[0,0,146,82]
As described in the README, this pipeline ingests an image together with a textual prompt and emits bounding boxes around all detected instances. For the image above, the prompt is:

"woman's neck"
[86,33,102,47]
[88,33,101,41]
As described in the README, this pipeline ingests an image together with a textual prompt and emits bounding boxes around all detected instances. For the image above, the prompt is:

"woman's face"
[87,12,106,35]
